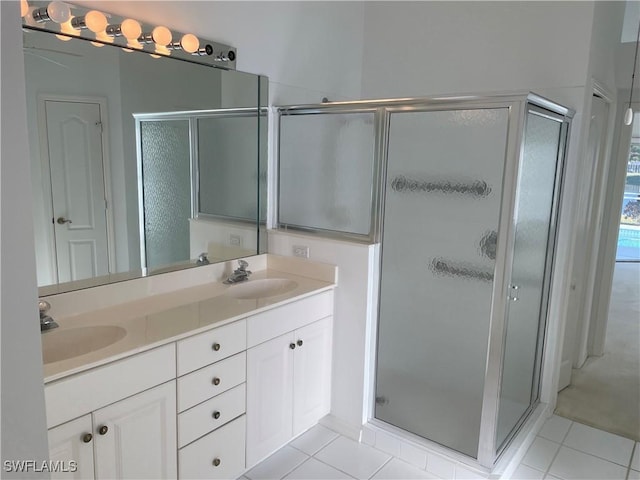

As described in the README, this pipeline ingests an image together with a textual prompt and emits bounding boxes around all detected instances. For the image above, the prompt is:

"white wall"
[1,1,50,474]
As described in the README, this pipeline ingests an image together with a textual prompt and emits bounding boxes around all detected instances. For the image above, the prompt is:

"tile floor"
[241,416,640,480]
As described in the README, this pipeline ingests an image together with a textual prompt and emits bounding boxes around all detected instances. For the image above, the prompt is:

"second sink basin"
[225,278,298,300]
[42,325,127,364]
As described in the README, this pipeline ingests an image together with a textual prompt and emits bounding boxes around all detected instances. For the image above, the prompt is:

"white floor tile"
[547,446,627,480]
[246,446,309,480]
[628,469,640,480]
[510,464,545,480]
[371,458,438,479]
[454,464,487,479]
[398,442,428,470]
[426,453,456,479]
[563,422,634,466]
[315,436,392,480]
[543,475,562,480]
[632,443,640,470]
[290,425,340,456]
[521,437,561,472]
[284,458,354,479]
[538,415,572,443]
[361,426,376,447]
[375,431,401,457]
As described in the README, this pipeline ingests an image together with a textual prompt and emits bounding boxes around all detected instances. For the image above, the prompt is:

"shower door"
[375,107,510,458]
[495,106,567,451]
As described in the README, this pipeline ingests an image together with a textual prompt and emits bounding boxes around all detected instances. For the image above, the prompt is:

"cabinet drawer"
[179,415,246,480]
[45,344,176,428]
[178,383,246,448]
[177,352,246,412]
[247,290,334,347]
[177,320,246,376]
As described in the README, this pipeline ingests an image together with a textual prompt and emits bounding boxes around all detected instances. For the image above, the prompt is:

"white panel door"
[48,415,95,479]
[45,100,109,282]
[246,332,294,466]
[292,317,333,435]
[92,381,177,479]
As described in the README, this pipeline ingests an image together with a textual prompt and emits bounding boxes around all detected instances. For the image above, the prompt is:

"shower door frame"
[363,94,573,469]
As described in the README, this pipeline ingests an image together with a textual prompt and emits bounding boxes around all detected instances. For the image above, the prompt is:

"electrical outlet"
[229,234,242,247]
[292,245,309,258]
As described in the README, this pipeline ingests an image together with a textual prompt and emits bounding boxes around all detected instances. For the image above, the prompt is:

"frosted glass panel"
[141,120,191,269]
[375,108,509,458]
[279,112,375,236]
[198,115,258,221]
[496,111,562,448]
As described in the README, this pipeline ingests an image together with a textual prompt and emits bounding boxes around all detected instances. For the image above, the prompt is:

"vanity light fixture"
[71,10,108,33]
[21,0,29,17]
[106,18,142,41]
[32,1,71,24]
[170,33,200,54]
[625,16,640,126]
[139,25,172,46]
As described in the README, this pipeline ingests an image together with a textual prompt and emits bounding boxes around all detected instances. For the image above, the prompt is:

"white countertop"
[41,258,337,383]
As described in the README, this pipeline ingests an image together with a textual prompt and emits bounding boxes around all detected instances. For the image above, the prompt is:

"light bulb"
[152,26,172,46]
[85,10,107,33]
[91,41,105,48]
[121,19,141,41]
[625,107,634,126]
[150,54,161,59]
[55,34,72,41]
[46,1,70,23]
[20,0,29,17]
[180,33,199,53]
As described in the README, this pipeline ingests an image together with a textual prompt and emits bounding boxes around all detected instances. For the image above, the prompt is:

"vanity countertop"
[41,257,337,383]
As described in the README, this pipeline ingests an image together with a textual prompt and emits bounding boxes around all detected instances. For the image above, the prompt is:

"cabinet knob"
[212,410,221,419]
[98,425,108,435]
[82,433,93,443]
[212,458,221,467]
[212,342,221,351]
[289,343,296,350]
[212,377,221,386]
[297,339,303,347]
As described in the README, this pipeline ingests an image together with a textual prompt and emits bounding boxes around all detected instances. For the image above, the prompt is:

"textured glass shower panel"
[198,115,258,220]
[279,112,375,236]
[496,111,562,449]
[375,108,509,458]
[141,120,191,269]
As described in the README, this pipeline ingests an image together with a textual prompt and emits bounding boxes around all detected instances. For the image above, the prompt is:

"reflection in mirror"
[23,28,268,294]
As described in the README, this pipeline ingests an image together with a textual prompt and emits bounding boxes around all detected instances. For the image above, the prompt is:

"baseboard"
[319,414,362,441]
[558,359,572,391]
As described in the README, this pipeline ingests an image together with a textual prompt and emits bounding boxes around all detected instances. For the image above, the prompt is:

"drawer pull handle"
[212,411,221,419]
[297,339,303,347]
[212,343,221,351]
[212,377,221,386]
[289,343,296,350]
[213,458,221,467]
[98,425,108,435]
[82,433,93,443]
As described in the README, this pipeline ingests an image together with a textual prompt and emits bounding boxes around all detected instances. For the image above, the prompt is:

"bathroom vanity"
[41,255,336,479]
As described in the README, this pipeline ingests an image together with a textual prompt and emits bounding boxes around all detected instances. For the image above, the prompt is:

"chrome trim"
[134,118,146,270]
[189,118,199,219]
[133,108,261,121]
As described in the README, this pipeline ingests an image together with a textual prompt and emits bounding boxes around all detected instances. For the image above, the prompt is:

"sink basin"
[42,325,127,364]
[225,278,298,300]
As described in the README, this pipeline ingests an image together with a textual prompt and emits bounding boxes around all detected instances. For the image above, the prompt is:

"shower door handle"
[508,284,519,301]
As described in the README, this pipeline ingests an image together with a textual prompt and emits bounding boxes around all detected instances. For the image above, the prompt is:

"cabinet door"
[93,381,177,479]
[293,317,333,435]
[246,332,294,466]
[48,415,95,479]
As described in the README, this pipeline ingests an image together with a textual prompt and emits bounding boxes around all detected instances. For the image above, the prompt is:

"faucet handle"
[238,259,249,270]
[38,300,51,315]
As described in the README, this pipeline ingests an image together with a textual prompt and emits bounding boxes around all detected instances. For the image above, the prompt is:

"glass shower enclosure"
[278,94,572,468]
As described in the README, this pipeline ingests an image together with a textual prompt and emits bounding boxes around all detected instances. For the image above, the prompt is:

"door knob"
[212,410,221,419]
[212,377,221,386]
[297,340,303,347]
[98,425,108,435]
[56,217,72,225]
[212,343,221,351]
[212,458,221,467]
[82,433,93,443]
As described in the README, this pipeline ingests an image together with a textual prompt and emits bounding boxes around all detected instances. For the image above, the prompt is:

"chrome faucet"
[223,259,252,284]
[39,300,59,332]
[196,252,210,266]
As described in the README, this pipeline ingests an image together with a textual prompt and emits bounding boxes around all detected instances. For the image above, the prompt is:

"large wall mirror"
[23,28,268,295]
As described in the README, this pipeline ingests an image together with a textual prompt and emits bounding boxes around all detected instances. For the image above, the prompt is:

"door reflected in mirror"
[23,28,268,294]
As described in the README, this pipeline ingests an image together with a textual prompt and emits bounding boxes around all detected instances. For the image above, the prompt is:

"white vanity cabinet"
[47,381,177,479]
[246,291,334,466]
